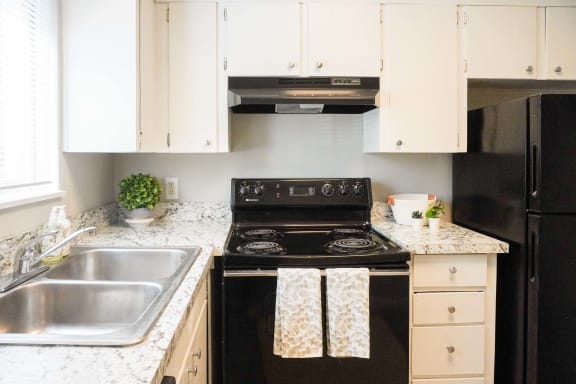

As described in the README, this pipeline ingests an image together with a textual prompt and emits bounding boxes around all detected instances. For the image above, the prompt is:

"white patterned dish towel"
[273,268,323,358]
[326,268,370,358]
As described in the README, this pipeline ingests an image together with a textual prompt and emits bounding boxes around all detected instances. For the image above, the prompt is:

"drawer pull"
[449,266,457,274]
[188,366,198,377]
[193,349,202,360]
[447,346,455,354]
[448,306,456,314]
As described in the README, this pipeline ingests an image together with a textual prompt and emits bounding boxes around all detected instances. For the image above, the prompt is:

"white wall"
[113,114,452,204]
[0,154,114,239]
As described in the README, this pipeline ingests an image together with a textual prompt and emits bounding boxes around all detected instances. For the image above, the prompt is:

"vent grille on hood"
[228,77,379,114]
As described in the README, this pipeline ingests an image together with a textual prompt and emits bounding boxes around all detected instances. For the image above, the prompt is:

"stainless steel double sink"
[0,246,201,346]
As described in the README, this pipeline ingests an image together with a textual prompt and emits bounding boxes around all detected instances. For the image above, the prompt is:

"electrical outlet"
[165,177,179,200]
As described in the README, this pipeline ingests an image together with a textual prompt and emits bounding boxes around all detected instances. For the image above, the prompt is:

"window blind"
[0,0,56,195]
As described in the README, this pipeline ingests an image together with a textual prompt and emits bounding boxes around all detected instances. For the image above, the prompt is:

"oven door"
[222,268,409,384]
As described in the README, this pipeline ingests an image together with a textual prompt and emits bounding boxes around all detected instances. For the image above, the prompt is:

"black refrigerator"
[453,94,576,384]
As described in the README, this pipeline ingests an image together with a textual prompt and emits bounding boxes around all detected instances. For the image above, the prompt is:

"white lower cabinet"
[411,254,496,384]
[165,279,208,384]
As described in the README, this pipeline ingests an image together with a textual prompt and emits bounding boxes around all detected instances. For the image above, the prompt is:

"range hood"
[228,77,379,114]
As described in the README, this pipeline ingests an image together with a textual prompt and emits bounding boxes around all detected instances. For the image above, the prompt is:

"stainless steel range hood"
[228,77,379,114]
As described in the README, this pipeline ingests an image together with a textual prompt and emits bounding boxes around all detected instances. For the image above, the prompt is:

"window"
[0,0,59,208]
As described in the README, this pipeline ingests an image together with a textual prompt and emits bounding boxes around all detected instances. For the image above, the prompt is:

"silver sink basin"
[0,246,201,345]
[46,247,197,281]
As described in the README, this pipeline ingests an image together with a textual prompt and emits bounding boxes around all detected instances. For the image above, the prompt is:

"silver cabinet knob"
[188,366,198,376]
[396,140,403,146]
[288,62,296,69]
[316,61,324,69]
[449,266,457,274]
[193,349,202,359]
[555,66,562,73]
[447,346,455,354]
[448,306,456,314]
[204,140,211,146]
[525,65,534,73]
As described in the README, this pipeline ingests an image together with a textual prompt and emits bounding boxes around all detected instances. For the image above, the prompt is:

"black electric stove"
[219,178,410,384]
[222,178,410,268]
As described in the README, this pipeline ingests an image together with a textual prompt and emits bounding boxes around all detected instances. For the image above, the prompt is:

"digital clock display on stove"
[289,185,316,197]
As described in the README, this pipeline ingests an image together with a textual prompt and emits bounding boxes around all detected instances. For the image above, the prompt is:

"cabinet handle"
[554,66,562,73]
[204,140,211,146]
[316,61,324,69]
[288,62,296,69]
[449,266,457,274]
[188,366,198,377]
[525,65,534,73]
[448,306,456,314]
[396,140,403,147]
[193,349,202,360]
[447,346,455,354]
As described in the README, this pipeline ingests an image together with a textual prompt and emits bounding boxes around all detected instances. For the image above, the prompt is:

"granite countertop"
[0,212,507,384]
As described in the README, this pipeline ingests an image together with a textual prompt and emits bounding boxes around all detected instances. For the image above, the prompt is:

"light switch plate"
[165,177,179,200]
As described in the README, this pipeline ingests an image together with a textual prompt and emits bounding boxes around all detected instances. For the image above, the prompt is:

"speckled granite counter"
[0,221,230,384]
[372,219,509,255]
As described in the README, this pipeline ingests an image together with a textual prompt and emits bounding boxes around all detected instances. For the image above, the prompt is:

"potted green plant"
[425,201,445,232]
[411,210,424,230]
[118,173,162,223]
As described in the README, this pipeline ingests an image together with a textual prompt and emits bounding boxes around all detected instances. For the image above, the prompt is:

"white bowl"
[125,218,154,230]
[387,194,437,225]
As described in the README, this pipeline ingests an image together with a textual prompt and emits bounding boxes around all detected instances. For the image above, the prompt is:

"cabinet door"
[222,3,301,76]
[189,302,208,384]
[306,3,381,76]
[169,3,219,153]
[461,6,538,79]
[140,0,168,152]
[374,4,458,153]
[62,0,138,152]
[546,7,576,79]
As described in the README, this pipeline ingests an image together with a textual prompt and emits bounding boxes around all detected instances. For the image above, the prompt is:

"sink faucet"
[18,226,96,274]
[0,226,96,293]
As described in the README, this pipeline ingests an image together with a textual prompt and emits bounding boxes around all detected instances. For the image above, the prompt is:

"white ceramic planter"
[124,208,153,219]
[412,218,425,230]
[428,217,441,232]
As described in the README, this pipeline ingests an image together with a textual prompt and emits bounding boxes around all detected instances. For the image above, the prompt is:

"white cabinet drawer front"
[413,378,484,384]
[413,255,487,289]
[413,292,485,325]
[412,326,485,377]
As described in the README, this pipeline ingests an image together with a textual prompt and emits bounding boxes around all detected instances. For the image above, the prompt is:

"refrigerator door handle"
[528,230,538,282]
[530,144,540,199]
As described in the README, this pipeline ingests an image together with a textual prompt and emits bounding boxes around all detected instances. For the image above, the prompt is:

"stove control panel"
[232,178,372,207]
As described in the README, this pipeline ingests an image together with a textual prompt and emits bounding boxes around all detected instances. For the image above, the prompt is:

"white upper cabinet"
[62,0,139,152]
[460,6,539,79]
[221,2,381,77]
[364,4,459,153]
[545,7,576,80]
[168,2,223,153]
[306,3,381,76]
[222,3,301,76]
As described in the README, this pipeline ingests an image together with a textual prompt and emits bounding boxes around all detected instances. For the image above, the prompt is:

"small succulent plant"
[411,210,423,219]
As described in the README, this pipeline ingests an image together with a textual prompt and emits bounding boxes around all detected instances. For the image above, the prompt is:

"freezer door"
[528,95,576,213]
[527,214,576,384]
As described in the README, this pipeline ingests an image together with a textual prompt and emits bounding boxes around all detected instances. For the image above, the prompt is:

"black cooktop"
[223,225,410,268]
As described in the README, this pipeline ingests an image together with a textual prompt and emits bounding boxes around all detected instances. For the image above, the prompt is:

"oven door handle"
[224,269,410,277]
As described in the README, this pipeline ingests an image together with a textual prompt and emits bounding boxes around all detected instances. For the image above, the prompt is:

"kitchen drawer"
[413,292,485,325]
[412,326,485,377]
[413,378,484,384]
[413,254,487,289]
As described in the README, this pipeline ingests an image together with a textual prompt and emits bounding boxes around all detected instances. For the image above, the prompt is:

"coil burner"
[326,238,385,255]
[236,241,287,255]
[240,229,284,241]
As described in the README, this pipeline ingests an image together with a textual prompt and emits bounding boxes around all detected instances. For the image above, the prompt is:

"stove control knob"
[321,183,335,197]
[352,183,363,196]
[339,183,348,195]
[239,185,250,196]
[254,185,264,196]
